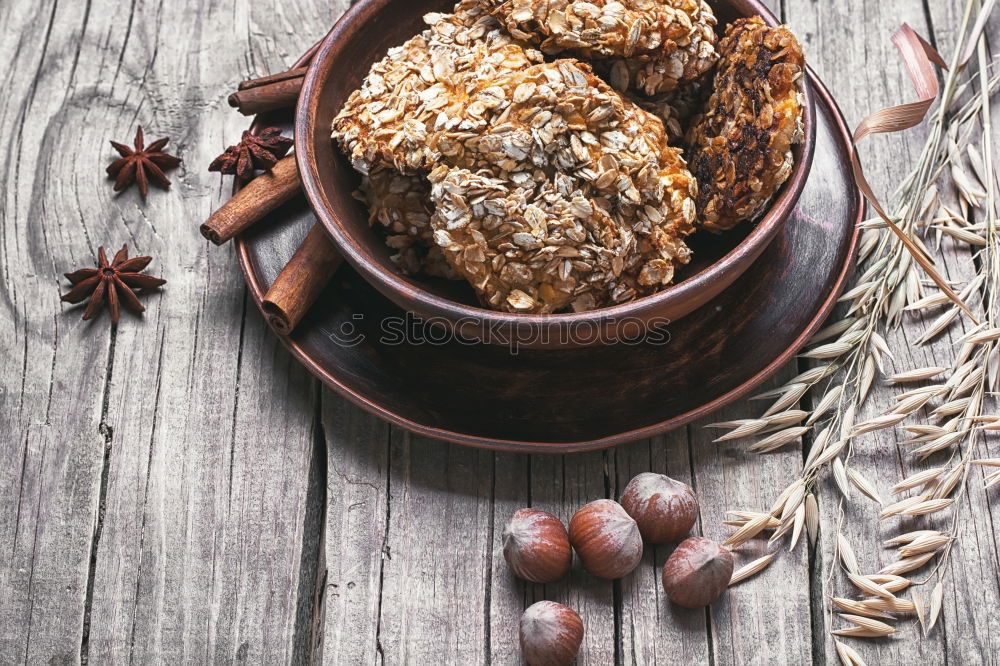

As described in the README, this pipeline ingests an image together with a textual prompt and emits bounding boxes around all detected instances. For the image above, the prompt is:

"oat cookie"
[425,60,698,313]
[332,0,543,175]
[356,168,461,279]
[428,166,637,313]
[481,0,719,94]
[685,16,805,232]
[348,53,699,310]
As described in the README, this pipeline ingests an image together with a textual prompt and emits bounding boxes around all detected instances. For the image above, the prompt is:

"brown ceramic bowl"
[296,0,816,349]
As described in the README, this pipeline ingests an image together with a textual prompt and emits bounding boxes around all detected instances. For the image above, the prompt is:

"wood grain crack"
[112,0,139,87]
[80,327,118,665]
[293,393,328,665]
[64,0,93,96]
[21,443,46,665]
[226,290,249,507]
[127,327,167,666]
[373,429,393,665]
[482,452,496,666]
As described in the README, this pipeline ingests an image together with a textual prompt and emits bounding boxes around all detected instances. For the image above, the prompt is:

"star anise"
[61,245,166,324]
[106,126,182,198]
[208,127,293,180]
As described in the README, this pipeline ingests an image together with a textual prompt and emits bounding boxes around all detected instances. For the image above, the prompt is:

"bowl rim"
[296,0,817,327]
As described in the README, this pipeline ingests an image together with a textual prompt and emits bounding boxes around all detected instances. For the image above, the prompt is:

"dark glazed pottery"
[294,0,817,348]
[236,48,861,451]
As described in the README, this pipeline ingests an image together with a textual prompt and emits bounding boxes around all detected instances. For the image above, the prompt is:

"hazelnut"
[620,472,698,544]
[519,600,584,666]
[568,499,643,579]
[502,509,572,583]
[661,536,734,608]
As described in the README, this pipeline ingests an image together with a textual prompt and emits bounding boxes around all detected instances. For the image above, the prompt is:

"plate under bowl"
[236,62,860,452]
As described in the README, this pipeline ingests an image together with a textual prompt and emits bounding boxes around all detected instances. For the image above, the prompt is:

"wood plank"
[485,452,531,665]
[527,452,617,665]
[0,0,349,662]
[319,398,532,666]
[616,388,811,666]
[793,0,953,656]
[920,4,1000,660]
[688,377,813,666]
[0,0,119,661]
[81,0,342,655]
[317,396,391,665]
[374,431,499,664]
[610,0,813,659]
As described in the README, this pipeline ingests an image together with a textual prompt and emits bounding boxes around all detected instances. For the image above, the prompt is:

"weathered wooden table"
[2,0,998,663]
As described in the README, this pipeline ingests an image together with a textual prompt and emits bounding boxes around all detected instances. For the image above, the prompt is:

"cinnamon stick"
[238,67,309,90]
[201,155,301,245]
[229,67,307,115]
[263,223,343,334]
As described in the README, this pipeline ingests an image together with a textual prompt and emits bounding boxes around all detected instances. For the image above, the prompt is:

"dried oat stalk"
[716,0,1000,651]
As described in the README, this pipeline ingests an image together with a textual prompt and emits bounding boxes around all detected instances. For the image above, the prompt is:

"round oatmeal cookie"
[429,60,699,307]
[480,0,719,94]
[357,167,461,279]
[454,59,698,277]
[428,166,641,313]
[332,0,543,175]
[685,16,806,232]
